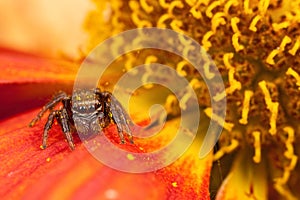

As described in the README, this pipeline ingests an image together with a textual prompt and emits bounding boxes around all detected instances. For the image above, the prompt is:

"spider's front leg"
[102,92,134,144]
[29,92,68,127]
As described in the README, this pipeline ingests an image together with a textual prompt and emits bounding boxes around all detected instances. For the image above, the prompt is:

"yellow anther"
[283,127,295,159]
[223,53,242,94]
[206,0,221,18]
[239,90,253,125]
[157,14,172,28]
[125,54,136,71]
[272,21,290,32]
[243,0,252,14]
[211,12,226,33]
[189,78,202,90]
[288,38,300,56]
[145,55,158,64]
[266,49,280,65]
[286,67,300,90]
[204,107,234,131]
[131,12,152,27]
[279,36,292,51]
[158,0,170,9]
[202,31,214,50]
[213,139,239,160]
[176,60,189,76]
[213,90,226,102]
[140,0,154,13]
[170,20,185,34]
[223,52,234,68]
[165,94,180,116]
[186,0,198,7]
[258,80,278,135]
[252,131,261,163]
[258,0,270,15]
[232,32,244,52]
[190,5,202,19]
[168,1,184,17]
[231,17,240,33]
[129,1,139,10]
[127,153,135,160]
[249,15,261,32]
[203,62,215,79]
[224,0,239,15]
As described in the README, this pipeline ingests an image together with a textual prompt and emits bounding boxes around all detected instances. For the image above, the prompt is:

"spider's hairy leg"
[29,91,68,127]
[57,108,75,150]
[106,92,134,144]
[41,110,58,149]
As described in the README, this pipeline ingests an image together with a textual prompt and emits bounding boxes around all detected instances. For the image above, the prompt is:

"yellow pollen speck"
[239,90,253,125]
[127,153,135,161]
[249,15,261,32]
[288,38,300,56]
[213,139,239,161]
[172,182,178,187]
[258,81,278,135]
[40,145,45,150]
[46,157,51,162]
[202,31,214,50]
[286,67,300,90]
[206,0,221,18]
[204,107,234,131]
[252,131,261,163]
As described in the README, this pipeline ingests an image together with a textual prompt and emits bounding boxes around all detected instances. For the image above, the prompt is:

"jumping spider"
[29,88,133,150]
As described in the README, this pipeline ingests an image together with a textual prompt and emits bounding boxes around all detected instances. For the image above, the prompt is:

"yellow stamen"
[213,90,226,102]
[157,14,172,28]
[243,0,252,14]
[211,12,226,33]
[279,36,292,51]
[190,4,202,19]
[176,60,189,77]
[206,1,221,18]
[286,67,300,90]
[145,55,158,64]
[223,53,242,94]
[232,32,244,52]
[258,0,270,15]
[288,38,300,56]
[168,1,184,17]
[170,20,185,34]
[140,0,154,13]
[239,90,253,125]
[158,0,170,9]
[203,62,215,79]
[131,12,152,27]
[249,15,261,32]
[266,49,280,65]
[231,17,240,33]
[204,107,234,131]
[272,21,290,32]
[224,0,239,15]
[165,94,179,116]
[202,31,214,50]
[258,81,278,135]
[252,131,261,163]
[213,139,239,160]
[189,78,202,90]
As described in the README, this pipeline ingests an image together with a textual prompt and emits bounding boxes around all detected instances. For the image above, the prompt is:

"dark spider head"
[71,89,104,136]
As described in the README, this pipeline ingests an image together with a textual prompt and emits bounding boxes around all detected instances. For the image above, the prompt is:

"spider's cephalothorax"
[29,88,133,150]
